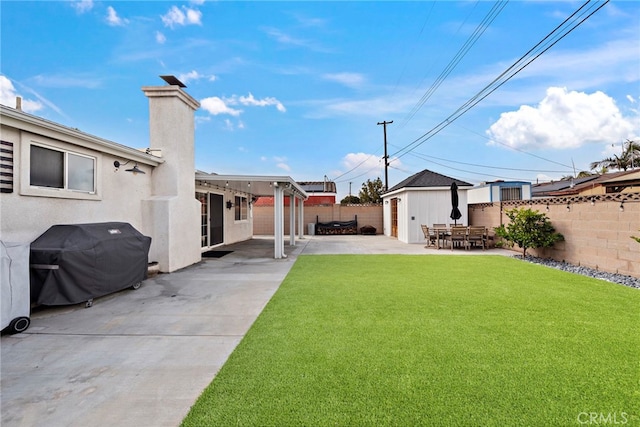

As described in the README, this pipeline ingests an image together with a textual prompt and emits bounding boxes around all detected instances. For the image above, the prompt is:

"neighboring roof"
[386,169,473,193]
[531,175,599,197]
[475,180,531,188]
[298,181,337,193]
[599,169,640,184]
[532,171,640,197]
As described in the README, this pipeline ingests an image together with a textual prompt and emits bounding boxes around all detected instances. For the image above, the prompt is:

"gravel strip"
[514,255,640,290]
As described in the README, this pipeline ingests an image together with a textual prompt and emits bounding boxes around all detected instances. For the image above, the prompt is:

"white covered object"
[1,241,31,333]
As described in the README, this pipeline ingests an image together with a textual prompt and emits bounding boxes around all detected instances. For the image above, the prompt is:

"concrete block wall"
[253,204,383,235]
[469,197,640,278]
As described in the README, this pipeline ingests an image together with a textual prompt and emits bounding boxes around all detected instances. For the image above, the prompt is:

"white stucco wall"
[383,188,469,244]
[467,186,491,204]
[1,82,203,274]
[142,85,201,272]
[194,186,254,247]
[0,122,156,245]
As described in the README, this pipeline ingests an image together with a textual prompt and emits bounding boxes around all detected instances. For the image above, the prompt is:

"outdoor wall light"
[591,197,595,206]
[619,201,624,212]
[546,203,550,211]
[226,200,234,210]
[566,202,570,211]
[114,160,145,175]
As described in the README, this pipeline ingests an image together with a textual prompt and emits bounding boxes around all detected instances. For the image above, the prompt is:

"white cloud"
[161,5,202,29]
[155,31,166,44]
[627,95,637,104]
[261,27,332,53]
[178,70,217,84]
[0,76,43,113]
[106,6,128,26]
[322,72,365,89]
[486,87,637,150]
[224,93,286,112]
[179,70,202,84]
[342,152,386,178]
[185,8,202,25]
[71,0,93,14]
[200,97,242,116]
[277,163,291,172]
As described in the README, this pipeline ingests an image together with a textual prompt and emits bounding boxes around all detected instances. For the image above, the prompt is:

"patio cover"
[195,173,308,259]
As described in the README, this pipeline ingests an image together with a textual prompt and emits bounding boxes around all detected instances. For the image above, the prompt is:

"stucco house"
[467,180,532,203]
[382,169,473,244]
[0,77,307,273]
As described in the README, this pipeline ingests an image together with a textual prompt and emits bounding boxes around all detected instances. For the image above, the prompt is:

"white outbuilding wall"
[383,187,469,244]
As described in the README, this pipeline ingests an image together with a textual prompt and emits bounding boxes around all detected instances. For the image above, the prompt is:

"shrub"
[494,208,564,257]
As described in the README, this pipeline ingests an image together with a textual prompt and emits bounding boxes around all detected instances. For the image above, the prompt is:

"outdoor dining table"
[434,227,451,249]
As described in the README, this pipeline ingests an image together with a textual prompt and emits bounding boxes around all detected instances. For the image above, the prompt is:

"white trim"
[1,105,163,167]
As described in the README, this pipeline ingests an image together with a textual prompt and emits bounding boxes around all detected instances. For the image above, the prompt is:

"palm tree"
[590,140,640,172]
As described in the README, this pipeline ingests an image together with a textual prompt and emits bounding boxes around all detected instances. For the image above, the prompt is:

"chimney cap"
[159,75,186,88]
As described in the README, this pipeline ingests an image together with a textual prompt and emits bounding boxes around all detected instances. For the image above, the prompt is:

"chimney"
[16,97,22,111]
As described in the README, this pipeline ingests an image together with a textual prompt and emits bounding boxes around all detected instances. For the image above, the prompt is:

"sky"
[1,0,639,200]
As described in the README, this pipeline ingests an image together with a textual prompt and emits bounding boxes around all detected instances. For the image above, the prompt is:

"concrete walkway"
[1,236,512,427]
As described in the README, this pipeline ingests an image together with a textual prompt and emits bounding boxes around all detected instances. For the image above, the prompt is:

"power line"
[398,0,509,130]
[404,150,572,173]
[391,0,610,160]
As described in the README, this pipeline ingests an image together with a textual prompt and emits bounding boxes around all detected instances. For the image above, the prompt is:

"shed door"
[210,193,224,245]
[391,198,398,238]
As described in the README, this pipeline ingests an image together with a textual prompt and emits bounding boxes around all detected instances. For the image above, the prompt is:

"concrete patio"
[1,236,512,427]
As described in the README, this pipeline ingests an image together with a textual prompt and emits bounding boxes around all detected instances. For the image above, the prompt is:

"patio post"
[289,194,295,246]
[298,197,304,240]
[274,183,285,258]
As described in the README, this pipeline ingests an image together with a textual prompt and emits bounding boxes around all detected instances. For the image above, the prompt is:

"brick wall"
[253,204,383,236]
[469,194,640,278]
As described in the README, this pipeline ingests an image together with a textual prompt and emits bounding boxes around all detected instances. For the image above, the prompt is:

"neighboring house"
[382,169,473,244]
[467,180,532,204]
[1,77,307,271]
[254,180,336,207]
[536,170,640,197]
[531,175,599,198]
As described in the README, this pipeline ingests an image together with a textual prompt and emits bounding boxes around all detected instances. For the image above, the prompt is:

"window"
[235,196,247,220]
[500,187,522,201]
[30,145,95,193]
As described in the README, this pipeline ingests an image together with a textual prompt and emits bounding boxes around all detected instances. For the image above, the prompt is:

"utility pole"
[377,120,393,192]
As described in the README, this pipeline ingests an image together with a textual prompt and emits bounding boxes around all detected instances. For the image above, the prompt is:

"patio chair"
[449,226,468,250]
[432,224,448,249]
[421,225,437,247]
[467,226,487,250]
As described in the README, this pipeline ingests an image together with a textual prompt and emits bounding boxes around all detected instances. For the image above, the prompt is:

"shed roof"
[387,169,472,193]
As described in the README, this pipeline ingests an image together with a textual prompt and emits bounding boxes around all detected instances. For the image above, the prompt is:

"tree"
[632,230,640,244]
[590,139,640,172]
[359,177,384,204]
[340,195,361,205]
[494,208,564,258]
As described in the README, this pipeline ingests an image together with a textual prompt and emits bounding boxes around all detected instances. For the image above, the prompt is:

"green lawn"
[182,255,639,426]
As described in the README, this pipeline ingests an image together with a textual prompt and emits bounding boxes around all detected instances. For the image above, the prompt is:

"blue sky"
[1,0,638,199]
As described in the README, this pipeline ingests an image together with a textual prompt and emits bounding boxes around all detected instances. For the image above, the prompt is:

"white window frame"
[20,134,101,201]
[234,195,248,221]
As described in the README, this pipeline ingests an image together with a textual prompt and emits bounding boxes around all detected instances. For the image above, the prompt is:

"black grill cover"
[30,222,151,305]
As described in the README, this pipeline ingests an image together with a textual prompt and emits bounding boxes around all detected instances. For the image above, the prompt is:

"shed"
[382,169,473,243]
